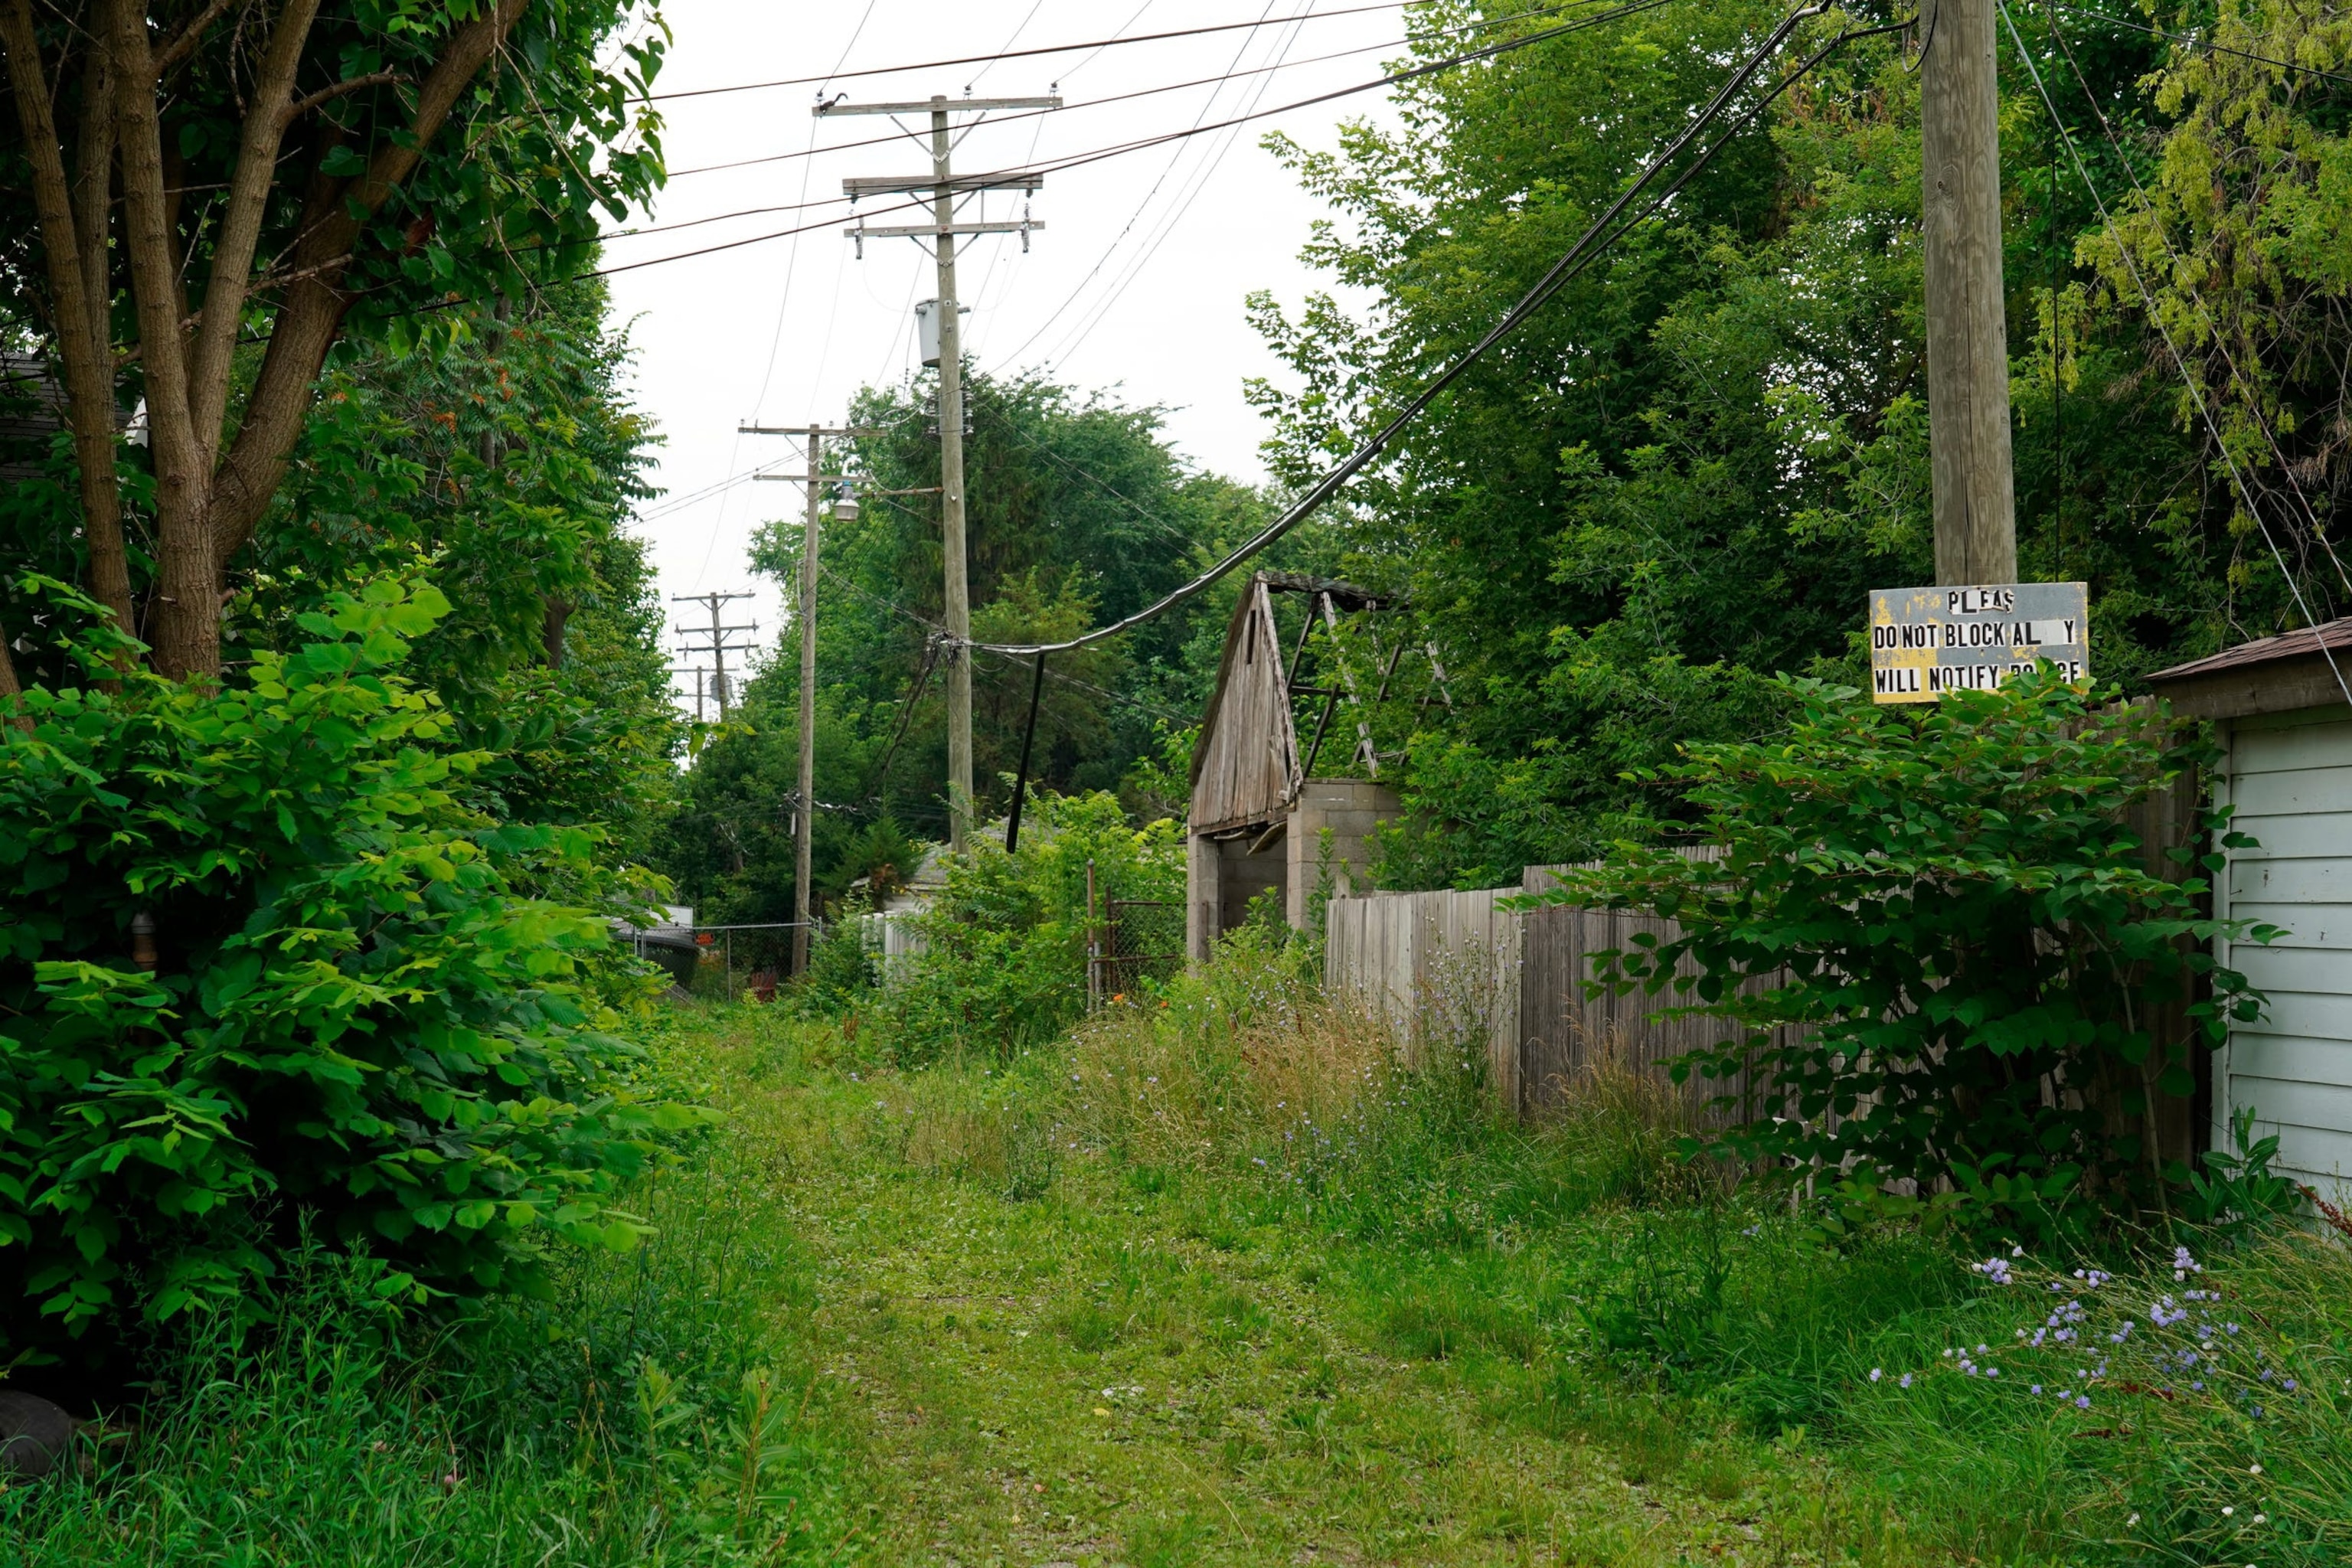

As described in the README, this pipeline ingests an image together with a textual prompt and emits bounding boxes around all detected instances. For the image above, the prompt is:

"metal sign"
[1867,582,2089,704]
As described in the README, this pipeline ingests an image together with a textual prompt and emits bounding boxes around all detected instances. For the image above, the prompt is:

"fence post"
[1086,858,1099,1010]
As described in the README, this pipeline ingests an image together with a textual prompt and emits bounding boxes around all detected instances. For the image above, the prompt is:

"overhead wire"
[394,0,1682,299]
[966,0,1050,95]
[2000,0,2352,705]
[2036,3,2352,604]
[1016,0,1319,371]
[969,3,1904,656]
[686,0,878,593]
[658,0,1624,181]
[639,0,1413,101]
[2042,1,2352,90]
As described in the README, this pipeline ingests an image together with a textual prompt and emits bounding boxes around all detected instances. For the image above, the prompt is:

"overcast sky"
[601,0,1403,704]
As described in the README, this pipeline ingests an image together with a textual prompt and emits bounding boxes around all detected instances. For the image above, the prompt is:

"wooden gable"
[1189,577,1302,834]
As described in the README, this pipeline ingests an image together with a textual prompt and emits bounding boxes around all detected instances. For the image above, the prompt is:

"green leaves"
[0,577,695,1362]
[1537,669,2271,1239]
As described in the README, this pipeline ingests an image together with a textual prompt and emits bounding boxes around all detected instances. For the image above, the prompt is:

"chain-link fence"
[1091,897,1184,1002]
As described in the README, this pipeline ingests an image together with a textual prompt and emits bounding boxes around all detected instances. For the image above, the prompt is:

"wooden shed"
[1186,572,1406,960]
[2148,622,2352,1204]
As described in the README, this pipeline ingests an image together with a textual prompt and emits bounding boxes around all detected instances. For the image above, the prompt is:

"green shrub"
[871,791,1181,1061]
[0,578,705,1366]
[1537,670,2270,1236]
[0,1153,856,1566]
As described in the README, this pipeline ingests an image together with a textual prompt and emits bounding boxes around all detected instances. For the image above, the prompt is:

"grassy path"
[696,1014,1903,1567]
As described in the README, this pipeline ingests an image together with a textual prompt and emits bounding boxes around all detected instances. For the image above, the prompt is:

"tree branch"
[152,0,236,74]
[0,0,136,638]
[209,0,531,562]
[286,67,394,122]
[187,0,322,470]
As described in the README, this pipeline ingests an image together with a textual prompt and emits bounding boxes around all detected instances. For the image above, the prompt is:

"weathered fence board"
[1323,887,1522,1105]
[1325,856,1778,1122]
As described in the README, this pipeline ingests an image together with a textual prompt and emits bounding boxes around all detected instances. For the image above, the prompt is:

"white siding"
[2220,711,2352,1204]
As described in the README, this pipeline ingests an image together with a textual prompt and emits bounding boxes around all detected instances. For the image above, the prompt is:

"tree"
[1248,2,2294,885]
[658,368,1318,932]
[0,0,665,684]
[256,281,682,857]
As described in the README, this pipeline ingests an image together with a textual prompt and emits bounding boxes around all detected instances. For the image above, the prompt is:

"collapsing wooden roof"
[1187,572,1400,836]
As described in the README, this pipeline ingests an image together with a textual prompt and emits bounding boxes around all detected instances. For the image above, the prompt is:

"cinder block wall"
[1285,778,1403,929]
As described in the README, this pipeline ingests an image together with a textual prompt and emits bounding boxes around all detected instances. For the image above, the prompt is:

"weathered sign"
[1867,582,2089,704]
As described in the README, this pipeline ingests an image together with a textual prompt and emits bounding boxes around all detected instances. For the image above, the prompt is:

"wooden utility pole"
[826,91,1059,849]
[743,423,880,975]
[673,590,757,720]
[1921,0,2017,585]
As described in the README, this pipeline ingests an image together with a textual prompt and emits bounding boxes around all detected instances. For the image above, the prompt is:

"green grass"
[8,943,2348,1565]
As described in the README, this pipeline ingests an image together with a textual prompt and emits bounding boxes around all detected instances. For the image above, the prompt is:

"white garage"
[2150,623,2352,1204]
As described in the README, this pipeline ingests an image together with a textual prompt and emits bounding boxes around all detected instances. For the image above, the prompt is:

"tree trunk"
[0,0,134,639]
[542,597,572,668]
[105,0,216,680]
[4,0,534,681]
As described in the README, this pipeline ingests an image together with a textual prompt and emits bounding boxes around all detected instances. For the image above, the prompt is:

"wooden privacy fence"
[1328,753,2206,1137]
[1324,859,1791,1122]
[1322,887,1526,1108]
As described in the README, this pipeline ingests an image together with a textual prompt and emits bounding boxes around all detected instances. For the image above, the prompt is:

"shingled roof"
[2146,618,2352,720]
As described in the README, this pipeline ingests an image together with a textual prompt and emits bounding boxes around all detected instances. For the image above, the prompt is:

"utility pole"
[826,90,1059,849]
[680,666,712,724]
[1920,0,2017,585]
[673,590,758,720]
[743,422,880,976]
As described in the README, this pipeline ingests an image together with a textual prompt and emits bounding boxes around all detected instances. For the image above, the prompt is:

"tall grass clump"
[1056,930,1515,1213]
[1824,1224,2352,1564]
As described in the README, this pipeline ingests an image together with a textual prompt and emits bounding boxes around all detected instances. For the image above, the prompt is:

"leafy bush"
[1537,670,2270,1235]
[1,1130,858,1566]
[0,579,702,1366]
[871,792,1181,1061]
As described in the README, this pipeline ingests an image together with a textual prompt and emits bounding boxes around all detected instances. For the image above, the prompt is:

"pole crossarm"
[851,220,1046,240]
[844,173,1047,197]
[818,95,1063,116]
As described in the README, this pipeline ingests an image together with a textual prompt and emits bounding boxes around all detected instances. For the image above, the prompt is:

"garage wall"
[2220,707,2352,1204]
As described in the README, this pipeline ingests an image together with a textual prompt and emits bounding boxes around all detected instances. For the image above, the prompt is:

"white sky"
[601,0,1403,702]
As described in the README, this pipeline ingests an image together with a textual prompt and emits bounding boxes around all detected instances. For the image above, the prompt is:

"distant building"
[1185,571,1404,961]
[0,358,67,483]
[2149,621,2352,1204]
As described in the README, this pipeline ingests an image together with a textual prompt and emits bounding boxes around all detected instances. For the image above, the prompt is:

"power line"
[2043,2,2352,90]
[395,0,1678,302]
[2001,0,2352,707]
[969,4,1906,656]
[2032,8,2352,605]
[660,0,1609,181]
[1008,0,1313,371]
[639,0,1413,101]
